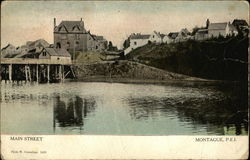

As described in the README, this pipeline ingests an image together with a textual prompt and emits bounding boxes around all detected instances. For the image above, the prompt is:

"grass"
[72,51,107,63]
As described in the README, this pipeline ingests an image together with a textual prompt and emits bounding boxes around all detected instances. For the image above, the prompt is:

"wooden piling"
[55,65,58,78]
[28,65,31,81]
[62,65,65,81]
[59,65,62,81]
[47,65,50,82]
[4,65,7,82]
[25,65,28,81]
[9,64,12,81]
[70,66,76,78]
[36,65,39,82]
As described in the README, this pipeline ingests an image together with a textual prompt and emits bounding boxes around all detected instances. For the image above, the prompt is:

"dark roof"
[160,34,165,38]
[54,21,86,33]
[130,34,150,39]
[180,28,190,35]
[1,44,15,50]
[168,32,179,39]
[43,47,71,57]
[232,19,248,26]
[208,23,227,30]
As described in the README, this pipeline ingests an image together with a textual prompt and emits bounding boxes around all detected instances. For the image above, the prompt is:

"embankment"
[74,60,215,84]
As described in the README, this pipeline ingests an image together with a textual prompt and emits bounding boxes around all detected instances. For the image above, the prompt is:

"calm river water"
[1,81,248,135]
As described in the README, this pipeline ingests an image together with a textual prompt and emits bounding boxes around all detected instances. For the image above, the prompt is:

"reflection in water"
[53,95,96,131]
[1,81,248,135]
[126,96,248,135]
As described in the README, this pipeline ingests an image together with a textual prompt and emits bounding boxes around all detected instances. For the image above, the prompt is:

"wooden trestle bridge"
[0,58,75,83]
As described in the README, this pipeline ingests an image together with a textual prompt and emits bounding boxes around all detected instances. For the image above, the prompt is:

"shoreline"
[69,76,239,86]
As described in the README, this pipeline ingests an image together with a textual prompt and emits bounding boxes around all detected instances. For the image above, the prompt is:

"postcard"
[1,0,249,159]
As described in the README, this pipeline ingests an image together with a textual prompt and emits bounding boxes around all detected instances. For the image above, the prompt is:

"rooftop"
[43,47,71,57]
[54,20,86,33]
[130,34,151,39]
[208,22,227,30]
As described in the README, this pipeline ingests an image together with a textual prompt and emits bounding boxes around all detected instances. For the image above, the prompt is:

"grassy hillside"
[72,51,106,63]
[126,35,248,81]
[74,60,202,81]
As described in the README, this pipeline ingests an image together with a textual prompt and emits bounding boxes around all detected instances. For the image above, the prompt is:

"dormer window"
[42,51,46,56]
[72,25,80,31]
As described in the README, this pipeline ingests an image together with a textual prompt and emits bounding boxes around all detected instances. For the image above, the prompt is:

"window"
[75,41,79,46]
[134,41,137,45]
[75,41,79,48]
[96,46,98,49]
[56,42,61,49]
[42,51,46,56]
[153,35,155,38]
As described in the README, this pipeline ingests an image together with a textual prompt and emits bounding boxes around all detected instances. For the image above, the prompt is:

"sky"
[1,1,249,49]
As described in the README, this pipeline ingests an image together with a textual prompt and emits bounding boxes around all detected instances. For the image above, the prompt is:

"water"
[1,81,248,135]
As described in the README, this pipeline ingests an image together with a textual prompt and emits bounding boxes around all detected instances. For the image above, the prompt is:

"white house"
[162,35,173,44]
[174,28,191,42]
[149,31,162,43]
[124,33,150,55]
[208,22,237,37]
[124,31,164,55]
[194,29,209,40]
[39,47,71,63]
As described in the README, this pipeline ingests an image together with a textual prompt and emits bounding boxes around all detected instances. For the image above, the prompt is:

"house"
[1,44,16,58]
[124,33,150,55]
[175,28,191,42]
[149,31,162,44]
[194,29,209,40]
[54,18,108,53]
[168,32,179,40]
[92,35,108,51]
[208,22,237,37]
[26,39,50,53]
[15,39,50,58]
[39,47,71,63]
[162,35,173,44]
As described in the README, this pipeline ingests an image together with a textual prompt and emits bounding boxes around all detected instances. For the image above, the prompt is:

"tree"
[123,38,130,49]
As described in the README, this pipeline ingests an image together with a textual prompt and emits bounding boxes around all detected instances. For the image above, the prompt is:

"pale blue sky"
[1,1,249,48]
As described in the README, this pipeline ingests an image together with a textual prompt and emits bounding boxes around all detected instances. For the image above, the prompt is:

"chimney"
[54,18,56,28]
[206,19,210,29]
[81,18,82,21]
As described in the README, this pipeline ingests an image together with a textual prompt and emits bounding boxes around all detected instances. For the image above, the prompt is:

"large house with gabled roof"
[53,18,108,53]
[208,22,238,37]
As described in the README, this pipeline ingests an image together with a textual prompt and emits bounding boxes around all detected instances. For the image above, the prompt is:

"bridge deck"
[0,58,72,65]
